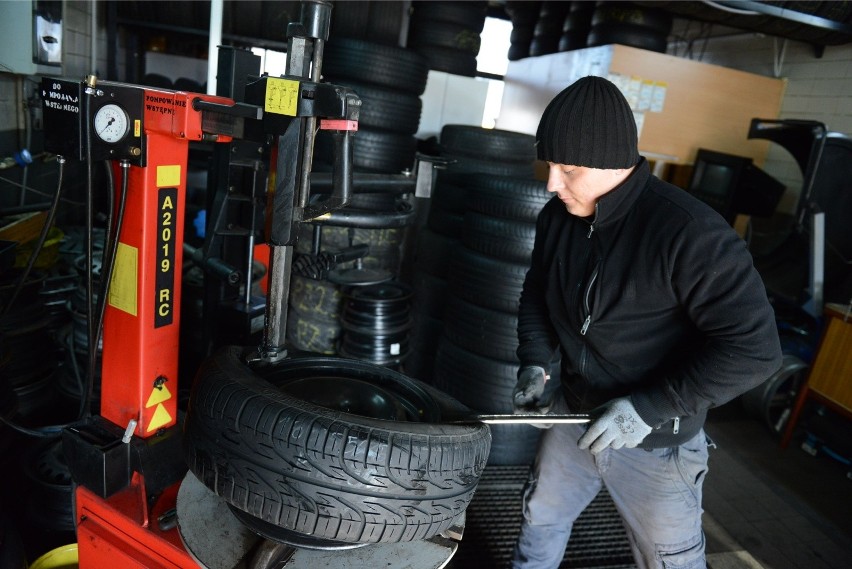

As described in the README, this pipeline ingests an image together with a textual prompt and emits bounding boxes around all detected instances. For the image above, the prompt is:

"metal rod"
[261,244,293,360]
[310,172,417,193]
[458,414,591,425]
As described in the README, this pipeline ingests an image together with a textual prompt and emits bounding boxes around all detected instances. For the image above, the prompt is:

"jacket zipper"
[580,267,597,336]
[586,203,599,238]
[580,203,599,336]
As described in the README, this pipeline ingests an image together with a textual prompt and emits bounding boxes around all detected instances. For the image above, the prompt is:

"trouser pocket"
[659,533,705,569]
[673,431,710,507]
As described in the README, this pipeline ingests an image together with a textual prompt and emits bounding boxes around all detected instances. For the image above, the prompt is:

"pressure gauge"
[93,103,130,144]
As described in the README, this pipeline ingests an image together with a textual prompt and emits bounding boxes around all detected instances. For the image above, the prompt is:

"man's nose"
[546,166,561,193]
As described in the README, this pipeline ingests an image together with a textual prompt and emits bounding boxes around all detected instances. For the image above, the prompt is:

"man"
[511,76,782,569]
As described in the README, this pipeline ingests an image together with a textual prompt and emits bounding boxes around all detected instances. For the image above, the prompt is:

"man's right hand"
[512,366,550,414]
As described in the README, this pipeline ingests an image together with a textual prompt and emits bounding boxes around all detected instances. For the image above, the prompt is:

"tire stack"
[529,2,572,57]
[403,126,537,384]
[0,272,60,426]
[329,1,407,46]
[291,39,427,357]
[288,222,407,355]
[505,1,542,61]
[586,1,673,54]
[407,1,487,77]
[560,2,597,52]
[432,174,554,466]
[317,38,429,175]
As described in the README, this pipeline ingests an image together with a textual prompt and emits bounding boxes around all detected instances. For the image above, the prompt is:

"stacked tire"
[433,175,554,466]
[404,126,536,384]
[288,221,408,355]
[560,2,596,52]
[329,1,407,46]
[291,39,427,357]
[317,38,429,175]
[529,2,572,57]
[505,1,542,61]
[407,1,487,77]
[586,1,673,54]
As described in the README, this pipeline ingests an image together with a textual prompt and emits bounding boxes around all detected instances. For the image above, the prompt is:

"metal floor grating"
[448,465,636,569]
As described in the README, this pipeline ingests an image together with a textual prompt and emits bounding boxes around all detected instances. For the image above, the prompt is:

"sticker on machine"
[108,242,138,316]
[155,187,177,328]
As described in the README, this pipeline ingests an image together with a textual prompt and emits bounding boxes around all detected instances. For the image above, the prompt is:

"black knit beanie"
[536,76,639,169]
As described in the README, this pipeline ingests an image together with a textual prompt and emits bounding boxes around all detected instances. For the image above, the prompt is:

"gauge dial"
[93,103,130,144]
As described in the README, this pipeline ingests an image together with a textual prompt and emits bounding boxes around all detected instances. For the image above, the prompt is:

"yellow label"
[108,242,138,316]
[146,403,173,433]
[265,77,299,116]
[134,119,140,137]
[146,383,173,408]
[157,165,181,187]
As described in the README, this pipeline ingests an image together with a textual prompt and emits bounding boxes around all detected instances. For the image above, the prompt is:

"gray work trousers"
[512,397,711,569]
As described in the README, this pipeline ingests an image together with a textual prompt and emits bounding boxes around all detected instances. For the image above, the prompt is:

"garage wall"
[691,34,852,213]
[0,1,106,212]
[3,4,851,217]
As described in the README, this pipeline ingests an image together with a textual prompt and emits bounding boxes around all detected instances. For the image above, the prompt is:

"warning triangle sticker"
[146,403,173,433]
[146,384,172,408]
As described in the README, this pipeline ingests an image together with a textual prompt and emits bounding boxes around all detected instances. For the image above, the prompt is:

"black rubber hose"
[0,157,65,317]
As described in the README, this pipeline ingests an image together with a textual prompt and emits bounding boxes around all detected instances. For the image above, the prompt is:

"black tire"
[462,212,537,265]
[316,128,417,174]
[507,43,531,61]
[427,207,464,238]
[347,192,399,211]
[440,125,537,163]
[449,247,529,314]
[444,154,534,178]
[329,1,371,41]
[410,270,450,318]
[564,4,596,33]
[286,306,340,354]
[404,312,444,384]
[443,295,520,362]
[409,21,483,55]
[333,81,422,135]
[432,337,542,466]
[484,424,542,466]
[586,23,669,53]
[289,275,342,318]
[184,347,491,546]
[431,177,468,213]
[414,229,459,278]
[322,39,430,95]
[510,25,535,45]
[740,354,809,435]
[534,17,565,40]
[411,1,488,31]
[590,2,673,35]
[414,45,479,77]
[506,1,543,26]
[367,1,407,46]
[298,224,404,252]
[22,439,76,533]
[559,30,589,52]
[529,35,560,57]
[464,175,551,223]
[433,337,517,414]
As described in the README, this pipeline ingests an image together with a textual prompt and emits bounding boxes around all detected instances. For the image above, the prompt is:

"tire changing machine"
[42,2,460,567]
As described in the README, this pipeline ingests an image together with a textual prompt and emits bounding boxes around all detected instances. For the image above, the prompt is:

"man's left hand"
[577,397,652,454]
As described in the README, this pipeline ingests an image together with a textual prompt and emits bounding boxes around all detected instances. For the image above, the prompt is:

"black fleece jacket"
[517,158,782,448]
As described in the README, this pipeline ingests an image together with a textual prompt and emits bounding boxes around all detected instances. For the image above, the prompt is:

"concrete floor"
[447,400,852,569]
[701,404,852,569]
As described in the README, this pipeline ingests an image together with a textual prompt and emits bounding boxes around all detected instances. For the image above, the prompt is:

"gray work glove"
[577,397,652,455]
[512,366,550,414]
